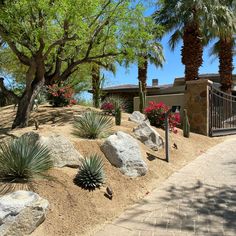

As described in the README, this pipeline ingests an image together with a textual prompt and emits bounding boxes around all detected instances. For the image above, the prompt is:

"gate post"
[184,79,213,136]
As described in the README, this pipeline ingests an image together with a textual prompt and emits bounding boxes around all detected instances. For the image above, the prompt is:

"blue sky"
[103,34,236,88]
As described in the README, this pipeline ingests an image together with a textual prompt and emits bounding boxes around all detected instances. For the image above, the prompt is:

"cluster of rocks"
[101,111,164,177]
[0,111,163,235]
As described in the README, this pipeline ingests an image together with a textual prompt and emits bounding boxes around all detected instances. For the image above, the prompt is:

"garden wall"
[184,79,212,136]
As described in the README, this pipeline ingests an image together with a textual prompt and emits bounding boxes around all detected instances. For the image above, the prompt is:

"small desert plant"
[114,107,121,125]
[0,136,53,182]
[101,95,127,115]
[183,109,190,138]
[74,154,105,190]
[74,111,113,139]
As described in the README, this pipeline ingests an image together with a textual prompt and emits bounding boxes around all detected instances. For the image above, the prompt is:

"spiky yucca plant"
[0,135,53,182]
[74,111,113,139]
[74,154,105,190]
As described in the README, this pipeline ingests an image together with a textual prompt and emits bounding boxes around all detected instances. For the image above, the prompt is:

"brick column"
[184,79,213,136]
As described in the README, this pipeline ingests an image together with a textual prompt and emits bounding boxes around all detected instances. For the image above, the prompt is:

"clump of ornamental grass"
[74,110,113,139]
[0,135,53,183]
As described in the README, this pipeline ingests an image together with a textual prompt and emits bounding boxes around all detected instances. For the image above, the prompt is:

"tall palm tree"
[154,0,214,81]
[208,1,235,93]
[138,42,164,94]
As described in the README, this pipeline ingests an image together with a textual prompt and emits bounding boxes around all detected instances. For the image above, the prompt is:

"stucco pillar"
[184,79,213,136]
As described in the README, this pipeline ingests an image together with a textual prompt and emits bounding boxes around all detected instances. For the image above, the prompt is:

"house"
[98,74,236,112]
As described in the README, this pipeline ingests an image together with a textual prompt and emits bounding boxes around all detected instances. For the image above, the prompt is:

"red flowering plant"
[47,84,77,107]
[101,102,114,114]
[144,101,180,133]
[101,96,126,115]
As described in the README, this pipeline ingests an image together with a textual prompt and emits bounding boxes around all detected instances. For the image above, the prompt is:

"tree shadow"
[115,181,236,235]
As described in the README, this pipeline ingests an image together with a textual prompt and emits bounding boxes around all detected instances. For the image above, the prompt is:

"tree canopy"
[0,0,162,128]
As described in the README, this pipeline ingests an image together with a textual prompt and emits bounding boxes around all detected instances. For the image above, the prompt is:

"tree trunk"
[219,36,234,93]
[12,57,45,129]
[12,80,44,128]
[138,56,148,93]
[181,23,203,81]
[92,66,101,108]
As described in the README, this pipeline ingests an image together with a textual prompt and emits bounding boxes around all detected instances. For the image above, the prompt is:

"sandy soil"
[0,105,226,236]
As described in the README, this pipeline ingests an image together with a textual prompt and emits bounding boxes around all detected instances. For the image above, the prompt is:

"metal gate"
[209,86,236,136]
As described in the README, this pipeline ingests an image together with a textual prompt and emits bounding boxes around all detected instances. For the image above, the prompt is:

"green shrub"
[74,111,113,139]
[74,154,105,190]
[0,136,53,182]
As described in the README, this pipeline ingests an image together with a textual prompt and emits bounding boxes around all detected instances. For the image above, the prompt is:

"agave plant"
[74,110,113,139]
[0,135,53,182]
[74,154,105,190]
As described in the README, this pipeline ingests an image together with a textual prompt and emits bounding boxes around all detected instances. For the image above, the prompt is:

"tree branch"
[60,51,124,81]
[0,25,31,66]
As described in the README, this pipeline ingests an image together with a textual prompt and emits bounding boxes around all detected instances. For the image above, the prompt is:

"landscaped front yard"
[0,104,225,235]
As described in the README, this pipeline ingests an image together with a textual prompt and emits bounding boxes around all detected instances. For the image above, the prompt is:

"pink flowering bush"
[144,101,180,133]
[101,96,126,115]
[47,84,77,107]
[101,102,114,114]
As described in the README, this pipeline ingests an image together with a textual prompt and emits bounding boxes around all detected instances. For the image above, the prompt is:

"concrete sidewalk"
[94,139,236,236]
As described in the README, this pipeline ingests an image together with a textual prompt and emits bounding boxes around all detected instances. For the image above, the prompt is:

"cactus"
[139,81,146,113]
[183,109,190,138]
[115,107,121,126]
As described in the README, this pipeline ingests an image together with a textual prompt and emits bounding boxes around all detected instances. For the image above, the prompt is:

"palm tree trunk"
[182,23,203,81]
[219,36,234,93]
[138,56,148,93]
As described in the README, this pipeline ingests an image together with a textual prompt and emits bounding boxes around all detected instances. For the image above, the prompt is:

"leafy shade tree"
[208,1,235,93]
[155,0,215,81]
[0,0,149,128]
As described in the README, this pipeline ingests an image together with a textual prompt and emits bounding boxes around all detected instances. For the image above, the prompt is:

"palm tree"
[91,63,116,108]
[208,1,235,93]
[154,0,214,81]
[134,18,164,113]
[138,42,164,94]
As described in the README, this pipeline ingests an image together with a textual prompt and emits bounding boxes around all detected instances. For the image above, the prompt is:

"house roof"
[102,83,173,91]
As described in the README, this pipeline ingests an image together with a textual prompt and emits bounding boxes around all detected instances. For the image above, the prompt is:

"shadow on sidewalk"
[117,181,236,235]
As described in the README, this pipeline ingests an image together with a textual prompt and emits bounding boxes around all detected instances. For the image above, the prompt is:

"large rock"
[129,111,150,125]
[133,122,164,151]
[39,134,83,168]
[0,191,49,236]
[101,131,148,177]
[20,132,83,168]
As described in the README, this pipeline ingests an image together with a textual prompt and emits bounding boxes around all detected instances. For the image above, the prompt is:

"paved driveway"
[95,139,236,236]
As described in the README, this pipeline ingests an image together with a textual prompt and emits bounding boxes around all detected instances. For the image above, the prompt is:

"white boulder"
[0,191,49,236]
[39,134,83,168]
[129,111,150,125]
[133,122,164,151]
[101,131,148,177]
[20,132,83,168]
